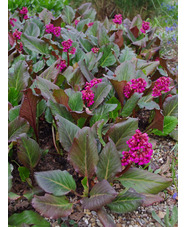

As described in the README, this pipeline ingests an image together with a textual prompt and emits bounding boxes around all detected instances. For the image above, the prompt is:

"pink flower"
[9,18,17,27]
[56,60,67,72]
[152,77,171,97]
[88,22,94,27]
[140,21,150,33]
[87,78,102,88]
[69,47,76,54]
[75,20,80,26]
[123,82,132,98]
[81,87,95,107]
[113,14,123,25]
[121,129,153,166]
[155,57,160,61]
[91,47,100,53]
[20,7,28,15]
[123,78,147,98]
[131,78,147,93]
[24,14,29,20]
[46,23,54,33]
[18,42,23,52]
[13,29,22,40]
[53,26,61,37]
[62,39,73,52]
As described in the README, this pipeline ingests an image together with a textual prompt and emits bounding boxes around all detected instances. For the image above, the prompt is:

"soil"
[8,115,178,226]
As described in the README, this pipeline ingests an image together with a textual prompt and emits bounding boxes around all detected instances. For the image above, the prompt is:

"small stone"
[158,211,166,219]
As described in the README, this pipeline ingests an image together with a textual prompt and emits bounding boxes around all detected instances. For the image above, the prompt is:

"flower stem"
[115,164,131,177]
[67,50,70,66]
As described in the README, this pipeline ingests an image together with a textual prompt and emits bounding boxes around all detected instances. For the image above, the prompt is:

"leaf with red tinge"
[142,193,164,207]
[19,88,42,141]
[81,180,117,210]
[130,26,139,38]
[53,89,70,111]
[114,30,124,49]
[17,134,42,169]
[97,208,116,227]
[147,109,164,132]
[32,194,73,219]
[8,32,15,46]
[110,80,127,106]
[69,127,98,178]
[8,117,29,142]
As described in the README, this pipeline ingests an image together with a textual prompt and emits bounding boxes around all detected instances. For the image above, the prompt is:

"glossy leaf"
[163,95,178,117]
[98,25,110,46]
[119,46,136,63]
[107,118,138,151]
[40,59,61,80]
[19,88,42,141]
[99,44,116,67]
[32,194,73,219]
[137,60,159,76]
[114,61,136,82]
[8,210,50,227]
[21,33,49,54]
[18,166,30,182]
[97,208,116,227]
[152,116,178,136]
[17,134,42,169]
[33,60,45,73]
[142,193,164,207]
[121,93,142,117]
[9,105,20,122]
[39,8,53,25]
[23,21,40,37]
[35,76,59,101]
[8,60,30,103]
[8,117,29,142]
[62,5,75,24]
[107,188,144,213]
[91,82,112,109]
[118,167,172,194]
[138,93,160,110]
[55,115,80,151]
[68,92,84,111]
[69,127,98,178]
[79,59,94,82]
[81,180,117,210]
[53,89,70,110]
[97,140,122,182]
[35,170,76,196]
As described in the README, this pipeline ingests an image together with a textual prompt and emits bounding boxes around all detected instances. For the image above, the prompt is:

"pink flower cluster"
[75,20,80,26]
[91,47,100,53]
[81,78,102,107]
[45,24,61,37]
[123,78,147,98]
[113,14,123,25]
[88,22,94,27]
[9,18,17,27]
[121,129,153,166]
[152,77,171,97]
[13,29,22,40]
[61,39,76,54]
[20,7,29,20]
[56,60,67,72]
[140,21,150,33]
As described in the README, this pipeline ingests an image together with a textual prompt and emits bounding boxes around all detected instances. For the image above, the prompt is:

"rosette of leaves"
[31,123,172,226]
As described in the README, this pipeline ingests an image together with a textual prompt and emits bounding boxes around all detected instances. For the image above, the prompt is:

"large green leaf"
[119,46,136,63]
[118,168,172,194]
[69,127,98,178]
[121,93,142,117]
[8,210,50,227]
[62,5,75,24]
[40,59,61,80]
[35,76,59,101]
[138,93,160,110]
[99,44,116,67]
[152,116,178,136]
[79,37,93,52]
[21,33,49,54]
[55,115,80,151]
[97,140,122,182]
[8,117,29,142]
[81,180,117,210]
[39,8,53,25]
[17,134,42,169]
[32,194,73,219]
[136,60,159,76]
[98,25,110,46]
[9,105,20,122]
[8,60,30,104]
[68,92,84,111]
[163,95,178,117]
[91,82,112,109]
[107,188,144,213]
[114,61,136,82]
[107,118,138,152]
[35,170,76,196]
[23,21,40,37]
